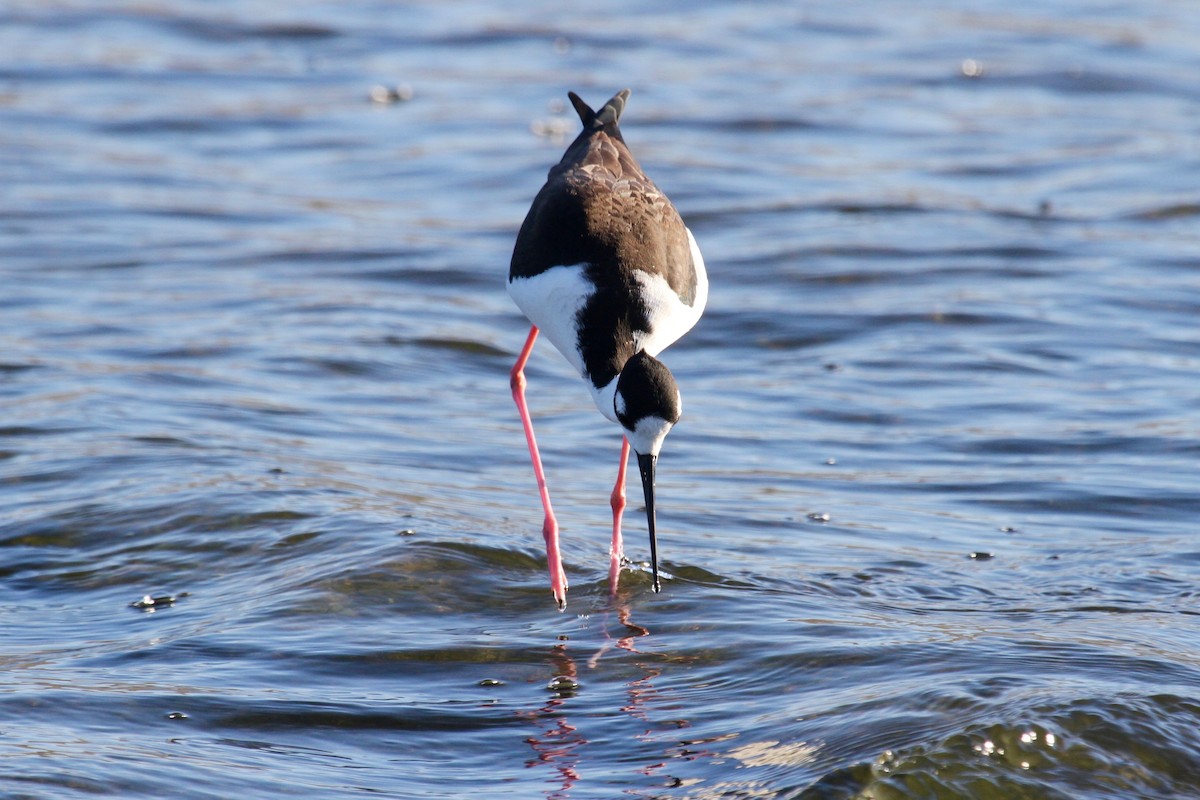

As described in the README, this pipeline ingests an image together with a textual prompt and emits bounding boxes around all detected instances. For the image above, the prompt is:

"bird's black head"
[614,351,681,456]
[614,350,681,595]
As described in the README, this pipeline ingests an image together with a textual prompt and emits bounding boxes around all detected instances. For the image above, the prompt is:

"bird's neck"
[588,376,620,424]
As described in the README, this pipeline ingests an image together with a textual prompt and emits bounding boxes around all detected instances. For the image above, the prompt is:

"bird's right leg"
[511,326,568,610]
[607,437,631,597]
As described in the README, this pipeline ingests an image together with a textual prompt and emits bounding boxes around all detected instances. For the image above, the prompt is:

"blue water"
[3,2,1200,798]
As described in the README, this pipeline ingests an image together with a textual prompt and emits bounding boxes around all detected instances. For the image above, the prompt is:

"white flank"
[507,263,593,376]
[630,226,709,357]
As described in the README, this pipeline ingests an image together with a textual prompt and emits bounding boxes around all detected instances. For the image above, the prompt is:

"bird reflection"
[519,642,584,799]
[520,591,692,798]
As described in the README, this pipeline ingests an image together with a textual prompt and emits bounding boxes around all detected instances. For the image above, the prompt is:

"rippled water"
[3,1,1200,798]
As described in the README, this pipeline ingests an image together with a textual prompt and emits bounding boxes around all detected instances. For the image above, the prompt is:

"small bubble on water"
[397,528,416,536]
[530,117,572,140]
[370,84,413,104]
[130,593,187,611]
[546,675,580,693]
[961,58,985,78]
[807,512,831,523]
[824,458,837,466]
[478,679,504,687]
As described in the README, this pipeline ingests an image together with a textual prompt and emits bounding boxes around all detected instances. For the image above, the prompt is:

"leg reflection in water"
[520,593,698,797]
[519,641,583,799]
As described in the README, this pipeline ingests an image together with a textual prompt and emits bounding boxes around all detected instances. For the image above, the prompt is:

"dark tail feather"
[568,89,631,129]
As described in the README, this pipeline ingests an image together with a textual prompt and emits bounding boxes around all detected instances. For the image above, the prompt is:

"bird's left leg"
[511,326,568,610]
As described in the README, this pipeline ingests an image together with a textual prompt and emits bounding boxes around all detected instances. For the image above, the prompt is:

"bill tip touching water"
[507,88,708,610]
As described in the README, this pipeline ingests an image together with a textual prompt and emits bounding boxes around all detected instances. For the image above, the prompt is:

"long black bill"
[636,452,661,592]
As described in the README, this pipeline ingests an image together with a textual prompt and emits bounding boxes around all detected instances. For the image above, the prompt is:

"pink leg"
[511,326,568,610]
[608,437,630,596]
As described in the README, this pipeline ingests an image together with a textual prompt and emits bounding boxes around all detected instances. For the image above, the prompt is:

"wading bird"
[508,89,708,610]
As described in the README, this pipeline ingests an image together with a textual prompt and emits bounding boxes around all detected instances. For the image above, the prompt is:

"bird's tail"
[568,89,631,129]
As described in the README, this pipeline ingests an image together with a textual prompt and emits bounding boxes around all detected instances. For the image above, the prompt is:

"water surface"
[3,1,1200,798]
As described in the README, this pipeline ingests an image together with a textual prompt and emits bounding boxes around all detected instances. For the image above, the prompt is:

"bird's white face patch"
[626,414,674,457]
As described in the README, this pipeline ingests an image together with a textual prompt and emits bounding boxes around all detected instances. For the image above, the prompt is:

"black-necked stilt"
[508,89,708,610]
